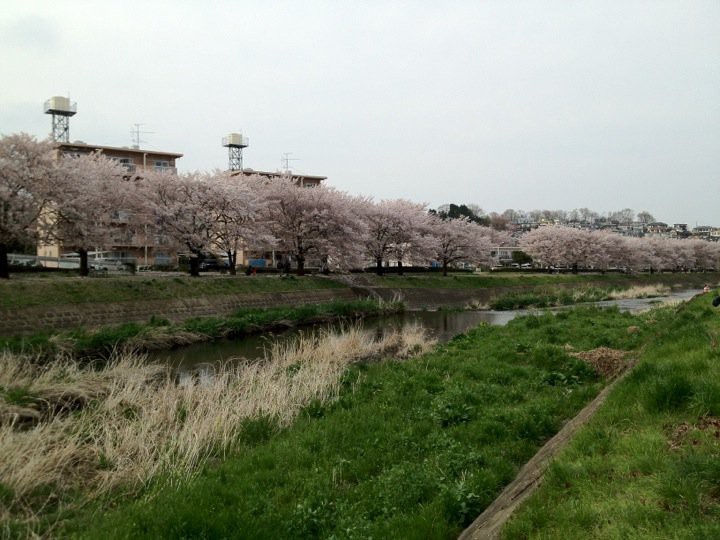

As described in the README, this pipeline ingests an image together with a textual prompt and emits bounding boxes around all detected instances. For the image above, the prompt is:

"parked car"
[90,259,128,272]
[199,257,230,271]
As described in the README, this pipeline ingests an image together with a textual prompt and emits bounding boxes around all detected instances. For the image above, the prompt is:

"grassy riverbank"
[501,292,720,538]
[44,306,647,538]
[1,325,434,538]
[1,299,400,358]
[2,281,718,537]
[488,284,671,310]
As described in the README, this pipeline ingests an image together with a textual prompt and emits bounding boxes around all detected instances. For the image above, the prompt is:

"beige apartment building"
[38,142,184,268]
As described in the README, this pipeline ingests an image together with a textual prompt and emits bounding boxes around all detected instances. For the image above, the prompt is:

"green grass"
[53,306,646,539]
[501,295,720,539]
[0,300,398,357]
[489,286,613,310]
[0,274,346,309]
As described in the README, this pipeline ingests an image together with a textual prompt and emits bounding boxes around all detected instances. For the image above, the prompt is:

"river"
[149,289,702,372]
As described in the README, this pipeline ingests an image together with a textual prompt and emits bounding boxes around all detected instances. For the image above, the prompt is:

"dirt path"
[458,368,631,540]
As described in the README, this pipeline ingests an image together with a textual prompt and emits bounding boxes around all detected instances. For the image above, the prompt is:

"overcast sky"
[2,1,718,225]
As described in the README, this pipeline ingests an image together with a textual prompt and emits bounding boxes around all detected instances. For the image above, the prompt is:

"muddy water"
[149,289,701,372]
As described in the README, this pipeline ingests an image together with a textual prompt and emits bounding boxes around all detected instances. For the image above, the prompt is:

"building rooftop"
[230,169,327,182]
[58,141,183,158]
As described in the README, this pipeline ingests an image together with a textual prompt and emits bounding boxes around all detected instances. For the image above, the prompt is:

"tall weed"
[0,324,433,522]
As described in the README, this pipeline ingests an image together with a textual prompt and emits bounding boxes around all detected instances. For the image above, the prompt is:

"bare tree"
[636,210,655,224]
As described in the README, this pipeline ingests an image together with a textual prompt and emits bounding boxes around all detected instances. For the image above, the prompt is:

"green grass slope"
[502,293,720,539]
[59,307,645,539]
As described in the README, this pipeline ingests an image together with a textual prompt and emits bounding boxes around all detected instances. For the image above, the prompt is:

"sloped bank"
[342,273,716,310]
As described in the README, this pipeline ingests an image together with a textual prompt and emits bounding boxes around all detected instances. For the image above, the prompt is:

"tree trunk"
[227,250,237,276]
[0,244,9,279]
[297,255,305,276]
[397,259,403,276]
[571,263,578,274]
[376,257,383,276]
[79,247,89,277]
[443,260,448,277]
[189,254,200,277]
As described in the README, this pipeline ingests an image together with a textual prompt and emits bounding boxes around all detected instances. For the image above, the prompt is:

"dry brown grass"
[607,284,671,300]
[569,347,631,379]
[0,324,434,516]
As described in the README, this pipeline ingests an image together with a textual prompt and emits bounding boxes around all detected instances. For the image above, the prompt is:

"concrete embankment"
[0,289,359,336]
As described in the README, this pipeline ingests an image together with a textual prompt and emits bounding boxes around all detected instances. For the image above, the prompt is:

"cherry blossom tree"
[316,191,369,272]
[385,200,434,275]
[690,239,720,271]
[520,226,594,272]
[644,237,677,272]
[587,230,628,272]
[429,216,494,276]
[204,172,275,275]
[0,133,55,279]
[141,171,218,277]
[361,199,396,276]
[624,236,656,273]
[44,152,129,276]
[262,176,366,275]
[670,239,696,271]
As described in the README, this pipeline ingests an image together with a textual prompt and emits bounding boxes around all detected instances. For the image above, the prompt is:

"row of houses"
[509,219,719,241]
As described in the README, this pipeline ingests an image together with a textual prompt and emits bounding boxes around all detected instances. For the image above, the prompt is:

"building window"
[112,157,136,172]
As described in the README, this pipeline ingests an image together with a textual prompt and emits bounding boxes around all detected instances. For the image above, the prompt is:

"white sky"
[2,1,718,225]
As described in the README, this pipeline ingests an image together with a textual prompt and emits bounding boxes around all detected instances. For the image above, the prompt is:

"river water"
[149,289,701,372]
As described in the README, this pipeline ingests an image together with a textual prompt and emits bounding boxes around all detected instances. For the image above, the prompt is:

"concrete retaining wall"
[0,289,359,336]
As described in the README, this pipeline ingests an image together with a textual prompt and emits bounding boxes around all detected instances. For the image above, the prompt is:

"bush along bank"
[501,292,720,539]
[0,299,402,359]
[53,305,648,538]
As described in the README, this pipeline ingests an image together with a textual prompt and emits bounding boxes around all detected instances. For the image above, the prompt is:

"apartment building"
[57,141,182,176]
[38,142,184,268]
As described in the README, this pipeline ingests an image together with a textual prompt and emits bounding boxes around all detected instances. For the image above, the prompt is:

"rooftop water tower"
[222,132,249,171]
[44,96,77,142]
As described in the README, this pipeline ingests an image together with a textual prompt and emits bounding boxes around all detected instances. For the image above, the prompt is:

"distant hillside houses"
[505,218,719,241]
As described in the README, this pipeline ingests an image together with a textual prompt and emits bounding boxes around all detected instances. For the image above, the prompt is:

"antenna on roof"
[281,152,300,172]
[131,123,154,149]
